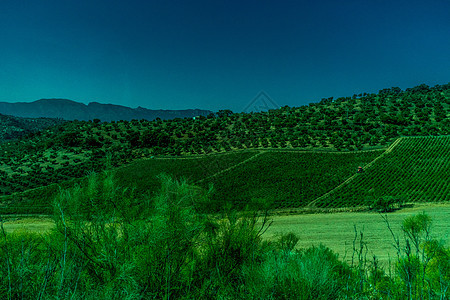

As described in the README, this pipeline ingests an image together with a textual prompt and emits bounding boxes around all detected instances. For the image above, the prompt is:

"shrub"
[243,244,351,299]
[1,175,449,299]
[371,196,400,212]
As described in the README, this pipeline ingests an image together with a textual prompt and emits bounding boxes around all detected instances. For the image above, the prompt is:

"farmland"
[265,202,450,266]
[0,149,383,214]
[113,150,258,198]
[2,135,450,214]
[1,83,450,298]
[4,203,449,266]
[1,83,450,200]
[200,150,382,210]
[315,136,450,208]
[112,135,450,212]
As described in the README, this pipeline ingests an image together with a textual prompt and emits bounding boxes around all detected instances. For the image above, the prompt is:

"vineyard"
[0,151,258,214]
[2,136,450,214]
[113,151,258,198]
[0,149,382,213]
[314,136,450,208]
[114,149,384,211]
[199,150,382,210]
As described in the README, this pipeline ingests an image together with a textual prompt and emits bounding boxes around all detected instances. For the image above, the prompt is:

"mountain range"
[0,99,212,122]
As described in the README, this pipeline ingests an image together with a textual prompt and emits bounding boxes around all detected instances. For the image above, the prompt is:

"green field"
[0,151,258,214]
[265,203,450,265]
[315,136,450,208]
[2,136,450,214]
[113,149,383,211]
[202,150,382,209]
[4,202,449,268]
[113,151,258,196]
[113,136,450,210]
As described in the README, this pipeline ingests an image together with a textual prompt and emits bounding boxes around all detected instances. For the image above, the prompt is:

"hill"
[0,113,65,143]
[0,83,449,197]
[68,136,450,212]
[0,83,450,214]
[313,135,450,208]
[0,98,212,121]
[0,149,381,214]
[3,135,450,214]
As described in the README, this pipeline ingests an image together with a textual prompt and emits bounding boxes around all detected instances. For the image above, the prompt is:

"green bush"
[1,177,449,299]
[242,244,351,299]
[371,196,400,212]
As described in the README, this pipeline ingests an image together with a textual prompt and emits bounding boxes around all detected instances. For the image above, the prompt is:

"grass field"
[3,203,449,267]
[265,203,450,266]
[1,216,54,233]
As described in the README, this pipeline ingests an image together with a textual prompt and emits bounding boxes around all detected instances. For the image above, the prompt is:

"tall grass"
[0,172,449,299]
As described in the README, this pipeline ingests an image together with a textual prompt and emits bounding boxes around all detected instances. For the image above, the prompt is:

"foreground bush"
[1,173,449,299]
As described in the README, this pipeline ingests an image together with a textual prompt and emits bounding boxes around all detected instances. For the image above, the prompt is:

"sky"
[0,0,449,112]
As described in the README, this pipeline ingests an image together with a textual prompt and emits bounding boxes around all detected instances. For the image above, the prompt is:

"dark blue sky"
[1,0,449,112]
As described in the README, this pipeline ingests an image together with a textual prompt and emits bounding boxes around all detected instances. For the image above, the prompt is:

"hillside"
[103,136,450,211]
[0,98,212,121]
[0,149,381,214]
[0,83,449,197]
[0,113,65,143]
[0,83,450,214]
[314,135,450,208]
[3,135,450,214]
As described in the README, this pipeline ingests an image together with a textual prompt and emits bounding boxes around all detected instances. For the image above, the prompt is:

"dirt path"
[263,203,450,266]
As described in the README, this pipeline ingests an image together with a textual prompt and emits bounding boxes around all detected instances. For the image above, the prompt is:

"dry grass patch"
[1,216,55,233]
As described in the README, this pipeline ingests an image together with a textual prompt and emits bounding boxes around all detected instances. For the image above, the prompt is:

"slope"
[0,149,382,214]
[201,150,383,210]
[313,136,450,208]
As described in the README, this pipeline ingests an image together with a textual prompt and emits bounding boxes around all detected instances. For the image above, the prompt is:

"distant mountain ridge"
[0,99,212,121]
